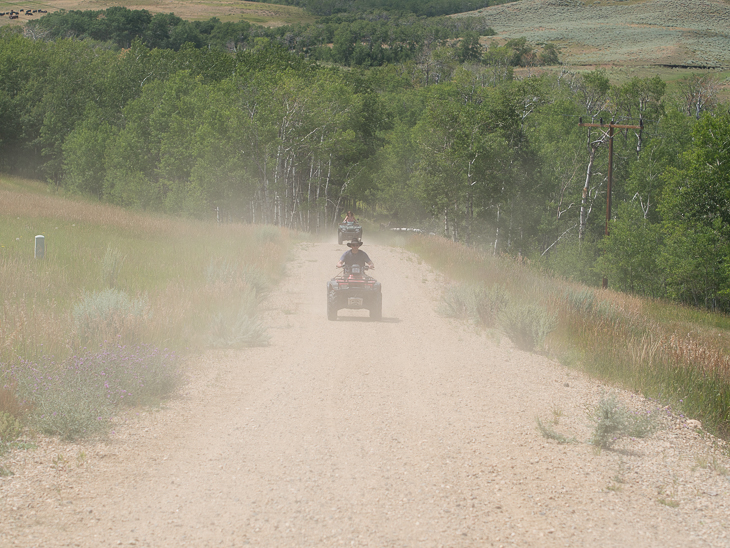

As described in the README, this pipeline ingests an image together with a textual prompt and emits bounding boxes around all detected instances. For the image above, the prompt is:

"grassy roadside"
[405,234,730,438]
[0,175,293,442]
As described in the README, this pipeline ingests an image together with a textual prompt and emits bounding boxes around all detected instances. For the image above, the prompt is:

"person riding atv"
[337,216,362,245]
[336,239,374,270]
[328,239,381,320]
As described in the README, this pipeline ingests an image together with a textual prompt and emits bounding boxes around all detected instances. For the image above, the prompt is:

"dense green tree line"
[30,7,495,67]
[1,28,727,309]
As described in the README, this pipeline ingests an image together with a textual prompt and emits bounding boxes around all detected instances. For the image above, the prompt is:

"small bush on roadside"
[474,285,509,327]
[12,356,115,440]
[588,394,659,449]
[93,344,182,406]
[9,345,181,440]
[440,285,474,319]
[72,288,150,343]
[440,284,507,327]
[206,258,269,301]
[209,309,269,348]
[499,302,557,351]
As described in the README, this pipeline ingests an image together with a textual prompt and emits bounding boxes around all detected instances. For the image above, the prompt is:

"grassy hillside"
[0,175,292,439]
[0,0,315,27]
[456,0,730,69]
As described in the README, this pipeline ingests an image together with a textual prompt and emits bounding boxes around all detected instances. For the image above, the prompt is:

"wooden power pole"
[579,118,643,289]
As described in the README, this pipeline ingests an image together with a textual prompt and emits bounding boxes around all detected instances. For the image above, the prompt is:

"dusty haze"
[1,242,729,547]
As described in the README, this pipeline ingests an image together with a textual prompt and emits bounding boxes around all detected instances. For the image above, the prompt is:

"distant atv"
[327,263,382,320]
[338,222,362,244]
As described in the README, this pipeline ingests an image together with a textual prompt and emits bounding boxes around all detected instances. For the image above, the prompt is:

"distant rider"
[336,239,374,270]
[343,210,357,223]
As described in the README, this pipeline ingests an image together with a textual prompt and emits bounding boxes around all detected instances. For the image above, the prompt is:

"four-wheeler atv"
[327,263,382,320]
[337,221,363,244]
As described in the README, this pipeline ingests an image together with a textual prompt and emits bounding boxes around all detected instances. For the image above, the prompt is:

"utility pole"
[579,118,643,289]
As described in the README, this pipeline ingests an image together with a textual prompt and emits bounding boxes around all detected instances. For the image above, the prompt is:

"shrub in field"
[564,288,596,315]
[206,258,269,300]
[10,345,181,440]
[588,394,659,449]
[474,285,509,327]
[499,301,556,351]
[101,244,126,289]
[94,344,182,406]
[12,356,116,440]
[209,307,269,348]
[440,284,507,327]
[440,285,474,320]
[72,288,150,343]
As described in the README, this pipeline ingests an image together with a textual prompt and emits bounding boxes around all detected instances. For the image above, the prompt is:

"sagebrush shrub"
[209,309,269,348]
[206,258,269,300]
[499,302,556,351]
[13,356,115,440]
[588,394,659,449]
[10,345,181,440]
[564,288,596,315]
[474,285,509,327]
[440,284,507,327]
[72,288,149,343]
[440,285,473,319]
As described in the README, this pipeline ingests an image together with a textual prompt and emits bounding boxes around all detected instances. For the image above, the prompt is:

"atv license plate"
[348,297,363,306]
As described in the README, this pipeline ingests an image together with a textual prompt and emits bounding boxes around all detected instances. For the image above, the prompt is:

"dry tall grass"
[0,177,292,370]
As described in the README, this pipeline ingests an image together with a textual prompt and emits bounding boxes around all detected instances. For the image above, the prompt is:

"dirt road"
[1,242,729,547]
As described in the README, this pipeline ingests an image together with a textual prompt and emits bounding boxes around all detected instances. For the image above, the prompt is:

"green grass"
[405,234,730,438]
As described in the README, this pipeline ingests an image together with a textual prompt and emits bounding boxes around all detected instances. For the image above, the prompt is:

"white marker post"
[34,235,45,259]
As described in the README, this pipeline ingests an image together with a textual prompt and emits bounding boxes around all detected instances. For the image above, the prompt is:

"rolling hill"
[455,0,730,68]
